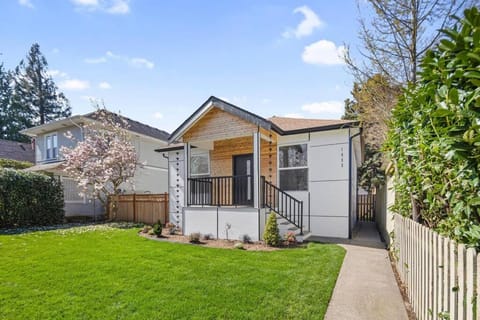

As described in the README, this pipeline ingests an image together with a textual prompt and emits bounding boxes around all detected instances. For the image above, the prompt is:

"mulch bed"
[139,228,303,251]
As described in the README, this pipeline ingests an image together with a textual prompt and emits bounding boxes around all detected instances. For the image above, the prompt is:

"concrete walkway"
[322,222,409,320]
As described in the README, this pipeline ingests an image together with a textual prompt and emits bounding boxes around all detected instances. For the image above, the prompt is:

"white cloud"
[18,0,34,8]
[284,113,305,118]
[47,69,68,78]
[59,79,90,91]
[282,6,323,39]
[302,40,346,65]
[301,101,344,116]
[84,51,154,69]
[72,0,98,5]
[153,112,163,119]
[107,0,130,14]
[71,0,129,15]
[51,48,60,54]
[261,98,271,104]
[98,81,111,89]
[130,58,154,69]
[84,57,107,64]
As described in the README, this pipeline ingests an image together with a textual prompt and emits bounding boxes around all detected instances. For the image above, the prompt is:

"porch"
[168,102,305,241]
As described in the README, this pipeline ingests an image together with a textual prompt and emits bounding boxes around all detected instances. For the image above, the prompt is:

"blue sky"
[1,0,363,133]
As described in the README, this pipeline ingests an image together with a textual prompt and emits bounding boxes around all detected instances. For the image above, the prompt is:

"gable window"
[46,133,58,160]
[279,144,308,191]
[190,151,210,176]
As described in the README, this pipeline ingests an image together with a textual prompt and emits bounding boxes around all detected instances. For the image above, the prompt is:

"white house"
[155,96,362,241]
[21,111,170,218]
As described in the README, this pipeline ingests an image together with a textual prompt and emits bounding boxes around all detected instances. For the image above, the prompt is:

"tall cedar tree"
[10,44,71,136]
[0,63,17,141]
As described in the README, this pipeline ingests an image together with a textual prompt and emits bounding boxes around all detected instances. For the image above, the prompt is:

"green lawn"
[0,225,345,320]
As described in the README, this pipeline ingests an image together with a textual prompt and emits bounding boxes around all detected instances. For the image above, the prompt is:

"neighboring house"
[21,112,170,218]
[155,96,362,241]
[0,139,35,163]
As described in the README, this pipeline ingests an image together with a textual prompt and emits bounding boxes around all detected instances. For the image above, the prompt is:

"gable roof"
[20,111,170,142]
[84,111,170,141]
[0,139,35,163]
[169,96,359,142]
[169,96,273,142]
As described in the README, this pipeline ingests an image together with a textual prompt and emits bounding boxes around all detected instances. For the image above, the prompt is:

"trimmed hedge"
[0,158,33,170]
[0,169,64,228]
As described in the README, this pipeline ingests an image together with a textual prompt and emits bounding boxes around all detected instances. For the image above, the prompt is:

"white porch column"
[183,142,191,207]
[253,132,261,209]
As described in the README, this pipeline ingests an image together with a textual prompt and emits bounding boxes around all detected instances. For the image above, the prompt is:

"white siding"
[278,129,352,238]
[184,207,260,241]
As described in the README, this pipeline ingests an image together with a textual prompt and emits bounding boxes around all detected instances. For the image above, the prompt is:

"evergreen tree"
[0,63,16,140]
[11,43,71,129]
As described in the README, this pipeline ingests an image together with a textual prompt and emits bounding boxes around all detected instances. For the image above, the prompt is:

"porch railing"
[188,175,253,207]
[263,178,303,234]
[187,175,304,234]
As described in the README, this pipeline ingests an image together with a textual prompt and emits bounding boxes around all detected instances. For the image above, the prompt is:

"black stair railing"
[262,177,303,234]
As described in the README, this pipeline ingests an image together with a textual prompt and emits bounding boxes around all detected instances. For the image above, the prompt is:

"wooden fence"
[357,193,376,221]
[393,214,479,320]
[108,193,169,225]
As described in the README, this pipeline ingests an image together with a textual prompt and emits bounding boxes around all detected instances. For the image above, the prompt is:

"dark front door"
[233,154,254,206]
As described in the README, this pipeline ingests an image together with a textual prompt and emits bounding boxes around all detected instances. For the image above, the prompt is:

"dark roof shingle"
[85,111,170,141]
[0,139,35,162]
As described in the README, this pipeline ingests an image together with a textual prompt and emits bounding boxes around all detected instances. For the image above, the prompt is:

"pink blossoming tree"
[61,106,137,219]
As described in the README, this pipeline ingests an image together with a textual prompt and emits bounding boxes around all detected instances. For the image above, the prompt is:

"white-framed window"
[278,143,308,191]
[61,177,86,203]
[190,151,210,176]
[45,133,58,160]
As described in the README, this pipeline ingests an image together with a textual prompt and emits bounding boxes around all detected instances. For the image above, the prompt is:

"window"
[62,177,85,203]
[46,133,58,160]
[278,144,308,191]
[190,151,210,176]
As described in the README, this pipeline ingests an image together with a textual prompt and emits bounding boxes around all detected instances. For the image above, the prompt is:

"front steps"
[271,213,310,243]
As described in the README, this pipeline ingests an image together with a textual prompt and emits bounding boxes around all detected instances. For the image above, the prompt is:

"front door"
[233,154,253,206]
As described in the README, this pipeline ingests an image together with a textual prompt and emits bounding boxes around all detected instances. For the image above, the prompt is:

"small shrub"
[202,233,213,241]
[165,222,177,235]
[284,231,296,246]
[189,232,201,244]
[263,213,280,246]
[241,234,251,244]
[234,242,245,250]
[152,221,162,237]
[141,225,152,233]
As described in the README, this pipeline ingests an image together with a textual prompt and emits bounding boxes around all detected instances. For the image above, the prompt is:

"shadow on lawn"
[0,221,143,235]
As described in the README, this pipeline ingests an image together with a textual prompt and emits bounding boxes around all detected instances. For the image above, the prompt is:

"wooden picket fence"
[393,214,479,320]
[357,193,376,221]
[108,193,169,225]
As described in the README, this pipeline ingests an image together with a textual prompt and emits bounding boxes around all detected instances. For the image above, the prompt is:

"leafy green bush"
[263,213,280,246]
[152,221,162,237]
[0,168,64,227]
[0,158,33,170]
[385,7,480,247]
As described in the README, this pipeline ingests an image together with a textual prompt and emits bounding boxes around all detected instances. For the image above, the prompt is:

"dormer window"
[46,133,58,160]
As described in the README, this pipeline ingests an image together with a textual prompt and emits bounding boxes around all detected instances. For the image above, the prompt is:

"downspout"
[69,118,84,141]
[348,128,361,239]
